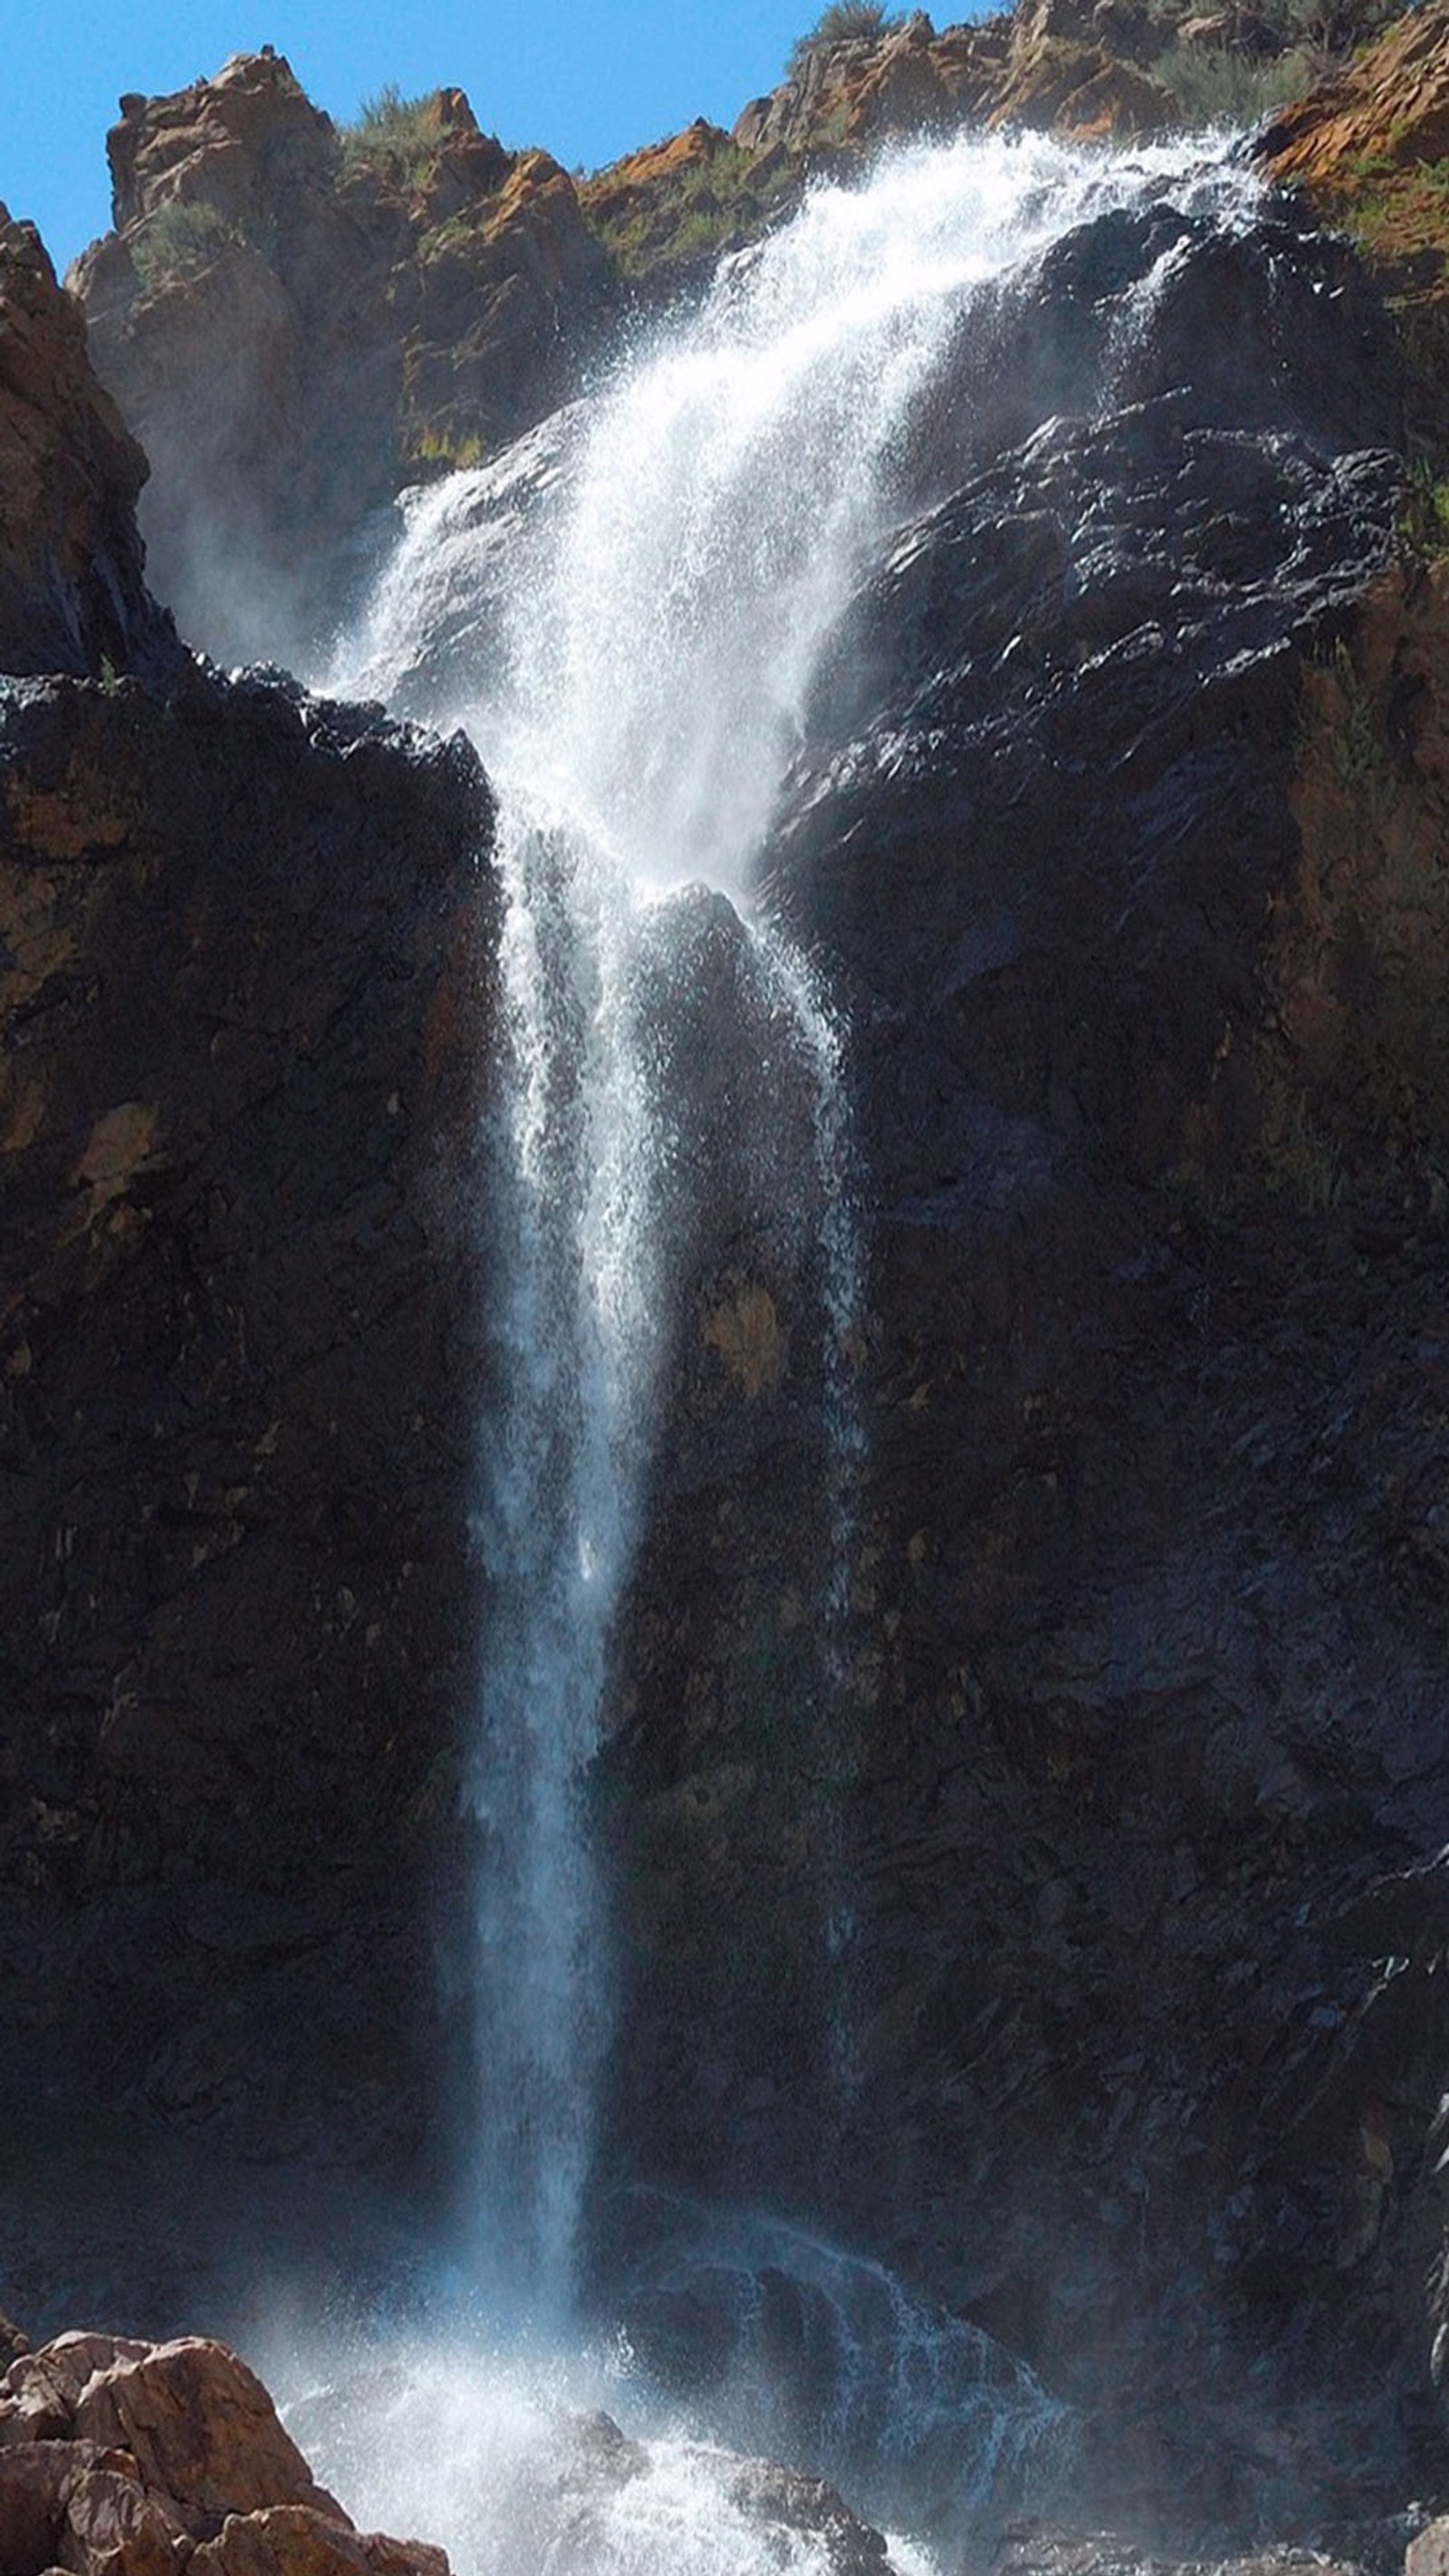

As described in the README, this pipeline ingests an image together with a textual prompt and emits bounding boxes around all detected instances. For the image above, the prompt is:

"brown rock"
[1262,0,1449,189]
[1407,2519,1449,2576]
[190,2504,449,2576]
[103,47,334,237]
[69,53,612,666]
[989,34,1177,137]
[58,2457,187,2576]
[0,2440,72,2573]
[0,212,169,678]
[71,2339,344,2529]
[4,2341,154,2444]
[729,5,1171,159]
[0,2439,184,2576]
[1257,3,1449,454]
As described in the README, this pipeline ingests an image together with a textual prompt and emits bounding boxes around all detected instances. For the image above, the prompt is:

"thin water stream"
[308,121,1260,2571]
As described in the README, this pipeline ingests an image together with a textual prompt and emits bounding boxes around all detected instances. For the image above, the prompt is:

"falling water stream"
[302,123,1261,2573]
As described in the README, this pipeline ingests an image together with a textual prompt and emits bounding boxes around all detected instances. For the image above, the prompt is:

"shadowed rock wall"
[593,191,1449,2535]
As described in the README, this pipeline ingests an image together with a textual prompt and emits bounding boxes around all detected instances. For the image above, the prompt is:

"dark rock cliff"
[593,171,1449,2538]
[0,215,497,2206]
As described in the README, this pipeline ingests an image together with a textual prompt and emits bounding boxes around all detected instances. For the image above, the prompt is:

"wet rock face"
[911,195,1406,494]
[598,199,1449,2528]
[0,210,174,682]
[70,51,614,668]
[0,661,496,2171]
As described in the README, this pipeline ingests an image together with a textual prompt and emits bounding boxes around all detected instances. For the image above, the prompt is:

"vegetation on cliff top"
[338,82,443,187]
[786,1,905,75]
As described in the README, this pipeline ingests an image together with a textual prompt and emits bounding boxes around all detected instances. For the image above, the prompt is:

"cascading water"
[306,120,1262,2570]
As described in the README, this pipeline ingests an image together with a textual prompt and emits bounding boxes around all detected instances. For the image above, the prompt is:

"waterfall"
[312,119,1261,2551]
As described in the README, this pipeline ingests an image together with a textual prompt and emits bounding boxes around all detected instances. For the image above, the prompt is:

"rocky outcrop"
[0,2330,447,2575]
[0,210,173,681]
[69,51,613,667]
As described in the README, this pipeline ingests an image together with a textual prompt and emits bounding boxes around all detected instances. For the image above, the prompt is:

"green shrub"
[583,139,794,283]
[786,2,903,78]
[1398,457,1449,562]
[338,83,440,189]
[130,198,240,292]
[1149,40,1319,128]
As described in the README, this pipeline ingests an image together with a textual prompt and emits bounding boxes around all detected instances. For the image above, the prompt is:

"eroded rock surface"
[0,2329,446,2576]
[69,50,613,666]
[731,5,1177,158]
[0,209,173,681]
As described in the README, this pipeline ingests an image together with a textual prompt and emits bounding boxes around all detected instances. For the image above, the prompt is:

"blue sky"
[0,1,945,276]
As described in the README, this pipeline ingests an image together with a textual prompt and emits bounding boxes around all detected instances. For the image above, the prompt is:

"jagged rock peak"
[104,47,335,237]
[66,48,611,667]
[0,207,172,680]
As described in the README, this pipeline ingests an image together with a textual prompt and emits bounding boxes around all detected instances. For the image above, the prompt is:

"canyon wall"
[5,4,1449,2546]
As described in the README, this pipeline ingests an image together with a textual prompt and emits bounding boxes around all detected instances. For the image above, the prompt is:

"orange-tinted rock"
[0,2437,186,2576]
[190,2503,448,2576]
[104,48,334,236]
[988,34,1177,136]
[0,212,169,679]
[70,2339,343,2529]
[733,12,1010,155]
[578,118,795,290]
[1262,0,1449,190]
[0,2347,449,2576]
[70,52,612,666]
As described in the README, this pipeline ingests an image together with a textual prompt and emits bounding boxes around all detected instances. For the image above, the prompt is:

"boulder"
[0,2439,75,2572]
[1407,2520,1449,2576]
[4,2340,155,2444]
[188,2504,448,2576]
[70,2340,344,2526]
[0,2336,454,2575]
[56,2454,188,2576]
